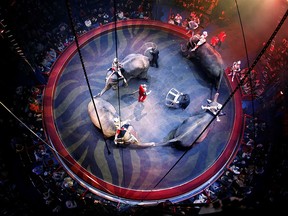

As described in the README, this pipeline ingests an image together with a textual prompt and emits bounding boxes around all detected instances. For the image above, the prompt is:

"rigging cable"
[65,0,110,154]
[112,0,127,191]
[112,0,123,125]
[234,0,256,141]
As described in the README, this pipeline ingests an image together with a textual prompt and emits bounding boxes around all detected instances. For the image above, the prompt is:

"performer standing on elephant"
[191,31,208,51]
[138,84,151,102]
[111,58,128,86]
[149,47,159,68]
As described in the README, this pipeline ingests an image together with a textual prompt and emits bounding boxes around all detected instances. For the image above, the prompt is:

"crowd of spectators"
[0,0,287,215]
[174,0,219,15]
[1,0,154,85]
[237,38,288,100]
[166,0,288,102]
[167,0,217,31]
[1,81,287,215]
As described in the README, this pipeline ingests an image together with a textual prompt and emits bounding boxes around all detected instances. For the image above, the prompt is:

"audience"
[0,0,287,215]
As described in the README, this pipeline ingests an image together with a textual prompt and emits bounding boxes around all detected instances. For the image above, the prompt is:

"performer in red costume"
[138,84,151,102]
[217,31,227,48]
[210,36,219,49]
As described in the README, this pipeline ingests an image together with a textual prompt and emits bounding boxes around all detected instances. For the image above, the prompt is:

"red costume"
[210,36,219,48]
[218,31,226,42]
[217,31,226,47]
[138,84,147,102]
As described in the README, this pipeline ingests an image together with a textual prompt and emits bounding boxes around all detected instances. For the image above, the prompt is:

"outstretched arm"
[213,92,219,102]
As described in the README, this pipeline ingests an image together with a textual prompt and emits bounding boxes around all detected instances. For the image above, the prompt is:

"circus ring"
[43,20,243,205]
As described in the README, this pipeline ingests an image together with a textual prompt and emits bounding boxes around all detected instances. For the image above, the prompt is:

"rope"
[65,0,110,154]
[112,0,122,126]
[113,0,127,190]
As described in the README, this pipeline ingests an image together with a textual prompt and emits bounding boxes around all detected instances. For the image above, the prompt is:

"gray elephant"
[121,53,150,81]
[113,117,155,147]
[96,53,150,97]
[88,97,118,138]
[163,93,225,149]
[167,112,214,149]
[181,34,225,90]
[88,97,155,147]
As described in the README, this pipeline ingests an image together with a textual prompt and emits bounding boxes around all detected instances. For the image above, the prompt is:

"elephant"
[96,53,150,97]
[166,112,214,149]
[96,67,127,97]
[162,93,224,149]
[181,34,225,90]
[88,97,118,138]
[113,118,155,147]
[88,97,155,147]
[121,53,150,81]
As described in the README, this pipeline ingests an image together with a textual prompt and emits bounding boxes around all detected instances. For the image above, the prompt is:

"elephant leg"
[122,78,128,87]
[126,134,138,144]
[98,84,112,97]
[137,74,148,81]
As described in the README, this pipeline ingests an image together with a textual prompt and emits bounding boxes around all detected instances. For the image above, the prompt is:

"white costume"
[228,60,241,82]
[201,93,225,122]
[191,31,208,51]
[111,58,127,85]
